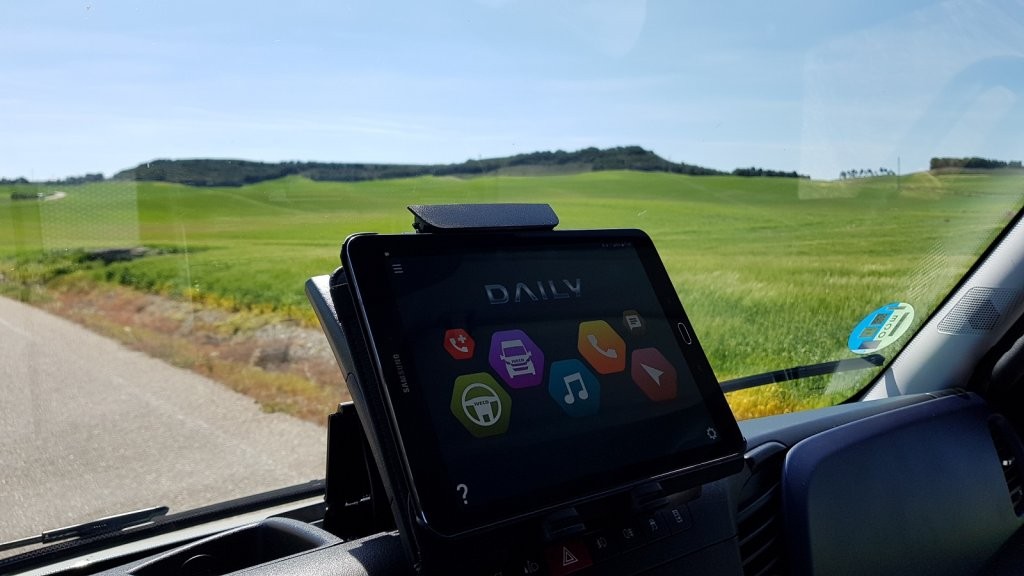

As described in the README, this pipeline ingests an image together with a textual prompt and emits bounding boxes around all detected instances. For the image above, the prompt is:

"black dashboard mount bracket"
[323,402,394,540]
[408,203,558,234]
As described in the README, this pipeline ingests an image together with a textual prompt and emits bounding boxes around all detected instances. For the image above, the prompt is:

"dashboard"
[60,389,1024,576]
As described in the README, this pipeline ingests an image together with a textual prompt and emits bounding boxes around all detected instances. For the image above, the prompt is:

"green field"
[2,170,1022,418]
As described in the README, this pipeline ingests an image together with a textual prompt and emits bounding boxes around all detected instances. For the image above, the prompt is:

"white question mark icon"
[456,483,468,504]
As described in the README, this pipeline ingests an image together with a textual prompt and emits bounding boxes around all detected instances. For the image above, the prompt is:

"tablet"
[342,229,744,537]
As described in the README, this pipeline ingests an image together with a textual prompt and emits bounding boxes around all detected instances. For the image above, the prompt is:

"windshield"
[2,0,1023,556]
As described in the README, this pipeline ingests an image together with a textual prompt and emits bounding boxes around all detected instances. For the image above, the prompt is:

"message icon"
[622,310,646,337]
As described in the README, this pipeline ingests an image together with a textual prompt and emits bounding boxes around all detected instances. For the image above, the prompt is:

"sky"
[1,0,1022,181]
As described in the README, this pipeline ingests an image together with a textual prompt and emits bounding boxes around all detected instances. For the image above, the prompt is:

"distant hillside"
[930,157,1022,171]
[111,146,732,187]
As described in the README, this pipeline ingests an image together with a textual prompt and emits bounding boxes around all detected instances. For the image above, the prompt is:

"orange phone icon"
[578,321,626,374]
[587,334,618,358]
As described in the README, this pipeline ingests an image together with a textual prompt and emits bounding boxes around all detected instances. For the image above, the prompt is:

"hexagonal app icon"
[443,328,475,360]
[450,373,511,437]
[548,359,600,417]
[622,309,646,337]
[577,320,626,374]
[630,348,678,402]
[489,329,545,388]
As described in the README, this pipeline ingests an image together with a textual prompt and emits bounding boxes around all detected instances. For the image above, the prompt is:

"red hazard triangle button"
[545,538,592,576]
[562,547,578,566]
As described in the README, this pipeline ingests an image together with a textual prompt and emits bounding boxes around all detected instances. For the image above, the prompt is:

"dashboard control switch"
[639,512,667,541]
[657,505,693,534]
[614,520,647,551]
[545,538,592,576]
[586,530,618,561]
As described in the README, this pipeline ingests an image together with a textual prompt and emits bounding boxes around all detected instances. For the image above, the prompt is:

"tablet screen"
[343,230,743,536]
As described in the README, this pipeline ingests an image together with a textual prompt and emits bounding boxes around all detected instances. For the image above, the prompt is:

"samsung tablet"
[342,229,744,537]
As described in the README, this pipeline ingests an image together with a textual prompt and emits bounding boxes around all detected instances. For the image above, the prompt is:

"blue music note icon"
[548,360,600,417]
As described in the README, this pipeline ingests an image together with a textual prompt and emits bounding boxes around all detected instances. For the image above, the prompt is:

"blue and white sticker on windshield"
[848,302,915,355]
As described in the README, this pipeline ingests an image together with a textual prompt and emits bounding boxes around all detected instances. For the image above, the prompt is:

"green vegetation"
[109,146,749,187]
[931,157,1023,171]
[3,173,104,187]
[732,167,808,179]
[9,190,43,201]
[2,170,1022,418]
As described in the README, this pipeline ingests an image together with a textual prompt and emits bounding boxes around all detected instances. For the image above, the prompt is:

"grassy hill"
[108,146,733,186]
[2,170,1022,416]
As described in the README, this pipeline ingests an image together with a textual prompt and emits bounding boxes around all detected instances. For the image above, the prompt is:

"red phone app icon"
[444,329,475,360]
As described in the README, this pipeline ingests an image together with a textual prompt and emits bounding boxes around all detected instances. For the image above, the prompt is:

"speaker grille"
[938,287,1021,334]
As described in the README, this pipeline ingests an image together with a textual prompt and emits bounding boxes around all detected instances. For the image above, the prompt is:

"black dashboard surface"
[67,389,1024,576]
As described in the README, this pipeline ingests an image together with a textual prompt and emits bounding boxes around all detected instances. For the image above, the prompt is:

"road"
[0,296,328,548]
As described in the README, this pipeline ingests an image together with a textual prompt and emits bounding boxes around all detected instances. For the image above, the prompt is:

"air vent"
[989,416,1024,516]
[737,445,787,576]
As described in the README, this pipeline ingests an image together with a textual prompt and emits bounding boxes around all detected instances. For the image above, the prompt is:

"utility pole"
[897,156,901,192]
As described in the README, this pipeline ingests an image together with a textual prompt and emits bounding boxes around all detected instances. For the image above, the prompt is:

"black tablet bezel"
[343,229,744,537]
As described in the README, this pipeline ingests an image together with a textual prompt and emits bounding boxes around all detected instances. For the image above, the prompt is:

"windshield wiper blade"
[720,353,886,393]
[0,506,168,554]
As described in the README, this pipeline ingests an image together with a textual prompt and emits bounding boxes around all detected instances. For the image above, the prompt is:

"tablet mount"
[309,204,561,540]
[309,204,743,576]
[408,203,558,234]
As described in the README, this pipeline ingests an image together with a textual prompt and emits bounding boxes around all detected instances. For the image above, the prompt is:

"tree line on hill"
[2,173,104,186]
[732,167,809,179]
[5,147,811,195]
[106,147,807,187]
[108,147,726,187]
[930,157,1023,170]
[5,173,105,200]
[840,168,896,180]
[7,153,1024,194]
